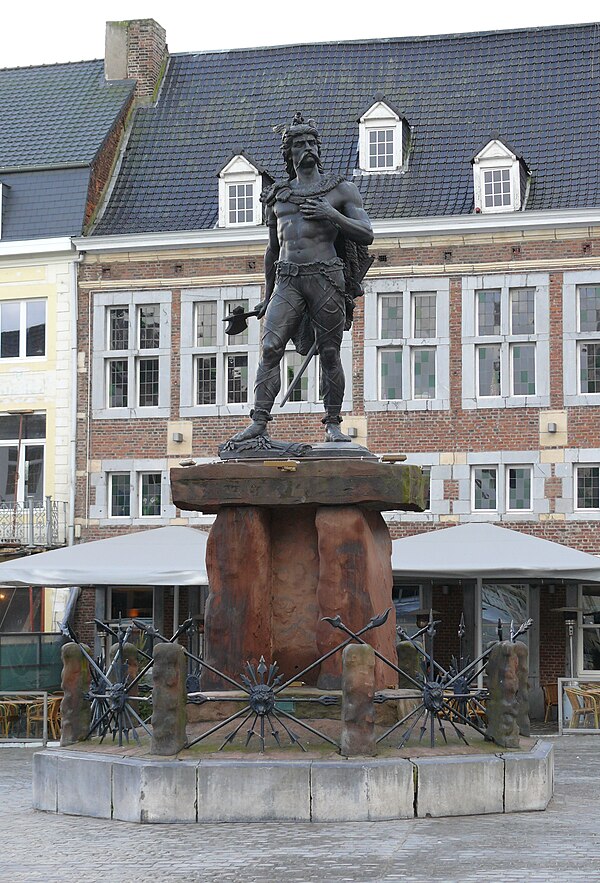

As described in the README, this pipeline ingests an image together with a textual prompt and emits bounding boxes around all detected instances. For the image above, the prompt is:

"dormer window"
[358,96,408,174]
[472,138,529,214]
[217,153,264,228]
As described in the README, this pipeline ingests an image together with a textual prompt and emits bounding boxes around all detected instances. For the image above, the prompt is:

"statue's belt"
[275,258,344,277]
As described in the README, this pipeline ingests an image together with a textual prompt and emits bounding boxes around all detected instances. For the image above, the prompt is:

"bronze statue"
[230,113,373,445]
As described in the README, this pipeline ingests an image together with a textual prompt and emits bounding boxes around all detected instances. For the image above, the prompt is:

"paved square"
[1,736,599,882]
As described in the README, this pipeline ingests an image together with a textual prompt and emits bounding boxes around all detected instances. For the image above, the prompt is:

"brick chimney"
[104,19,168,100]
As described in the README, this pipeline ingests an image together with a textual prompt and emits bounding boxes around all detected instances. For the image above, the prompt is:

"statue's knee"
[262,340,284,367]
[319,346,341,371]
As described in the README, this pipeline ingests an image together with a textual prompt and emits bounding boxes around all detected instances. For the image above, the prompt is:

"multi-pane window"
[109,474,130,517]
[108,471,163,518]
[227,183,254,225]
[377,292,438,400]
[0,413,45,505]
[283,351,309,402]
[578,286,600,394]
[368,129,394,169]
[140,473,161,516]
[474,288,537,398]
[226,354,248,403]
[507,467,532,510]
[472,464,533,512]
[181,289,260,412]
[0,299,46,358]
[482,168,511,208]
[365,279,449,411]
[95,295,170,417]
[576,466,600,510]
[473,467,498,510]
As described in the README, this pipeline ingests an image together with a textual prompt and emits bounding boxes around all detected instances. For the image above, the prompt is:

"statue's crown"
[273,112,318,142]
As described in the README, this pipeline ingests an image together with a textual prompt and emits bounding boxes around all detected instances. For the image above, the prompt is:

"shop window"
[580,586,600,672]
[480,583,528,649]
[109,587,154,623]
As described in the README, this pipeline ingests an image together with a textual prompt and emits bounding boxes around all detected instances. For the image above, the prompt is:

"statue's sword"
[279,339,318,407]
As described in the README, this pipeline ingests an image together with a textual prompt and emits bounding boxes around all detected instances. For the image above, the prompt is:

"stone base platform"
[33,740,553,823]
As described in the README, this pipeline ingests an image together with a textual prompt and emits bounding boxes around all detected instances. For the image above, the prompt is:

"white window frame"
[0,298,47,360]
[573,463,600,513]
[180,286,261,417]
[462,273,549,409]
[218,155,262,228]
[470,463,534,514]
[449,454,549,521]
[472,139,524,213]
[358,101,404,173]
[563,271,600,405]
[0,412,46,505]
[92,291,171,419]
[364,277,450,411]
[91,460,173,524]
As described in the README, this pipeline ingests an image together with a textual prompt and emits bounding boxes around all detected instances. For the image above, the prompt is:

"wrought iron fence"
[0,498,67,547]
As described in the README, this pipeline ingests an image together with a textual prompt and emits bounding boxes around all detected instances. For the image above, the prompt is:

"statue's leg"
[305,271,350,442]
[229,280,303,442]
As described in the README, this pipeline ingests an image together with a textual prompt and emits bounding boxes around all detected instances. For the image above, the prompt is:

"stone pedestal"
[171,458,425,692]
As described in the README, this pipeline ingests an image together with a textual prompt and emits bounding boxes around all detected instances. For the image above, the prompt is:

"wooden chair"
[542,682,559,722]
[0,701,19,737]
[25,700,47,738]
[48,695,62,740]
[565,687,600,729]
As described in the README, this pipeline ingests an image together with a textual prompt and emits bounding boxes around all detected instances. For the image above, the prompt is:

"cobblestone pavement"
[1,736,599,883]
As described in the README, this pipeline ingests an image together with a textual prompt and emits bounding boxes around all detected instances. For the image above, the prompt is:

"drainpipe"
[68,254,82,546]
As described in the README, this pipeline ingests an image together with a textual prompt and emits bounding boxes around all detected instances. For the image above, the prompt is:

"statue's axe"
[222,306,261,336]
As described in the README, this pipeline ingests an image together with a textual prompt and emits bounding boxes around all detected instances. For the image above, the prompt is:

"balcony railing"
[0,498,67,548]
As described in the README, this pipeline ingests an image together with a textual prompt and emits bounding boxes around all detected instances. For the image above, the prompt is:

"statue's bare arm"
[300,182,374,246]
[260,209,281,317]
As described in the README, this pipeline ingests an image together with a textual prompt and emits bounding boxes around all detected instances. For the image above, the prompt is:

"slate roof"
[0,60,134,239]
[94,22,600,235]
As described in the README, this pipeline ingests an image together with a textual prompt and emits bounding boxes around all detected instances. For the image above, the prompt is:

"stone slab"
[32,751,58,812]
[171,459,425,513]
[55,751,112,819]
[311,758,414,821]
[414,754,504,818]
[503,740,554,812]
[197,760,311,822]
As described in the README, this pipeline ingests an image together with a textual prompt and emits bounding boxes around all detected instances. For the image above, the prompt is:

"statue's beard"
[296,151,320,171]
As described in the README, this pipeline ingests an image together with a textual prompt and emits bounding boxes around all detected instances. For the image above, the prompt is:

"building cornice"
[75,208,600,254]
[0,237,77,261]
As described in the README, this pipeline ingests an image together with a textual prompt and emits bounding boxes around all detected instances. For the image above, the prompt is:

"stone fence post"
[341,643,376,756]
[60,642,91,746]
[151,642,187,755]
